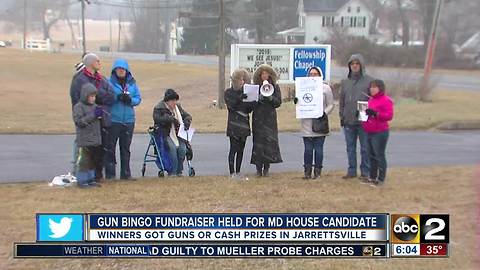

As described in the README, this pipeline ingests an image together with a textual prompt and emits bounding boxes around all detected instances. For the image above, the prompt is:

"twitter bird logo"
[37,214,84,241]
[49,217,73,238]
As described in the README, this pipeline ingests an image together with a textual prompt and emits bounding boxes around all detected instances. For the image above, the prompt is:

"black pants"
[367,130,389,182]
[94,127,109,180]
[105,123,135,179]
[228,136,247,174]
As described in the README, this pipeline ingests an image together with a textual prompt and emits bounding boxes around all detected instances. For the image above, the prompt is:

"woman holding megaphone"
[251,64,283,177]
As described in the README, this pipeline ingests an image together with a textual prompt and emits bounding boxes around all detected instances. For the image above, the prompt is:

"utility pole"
[217,0,226,109]
[420,0,443,102]
[164,0,171,62]
[109,15,112,51]
[23,0,27,49]
[118,13,122,52]
[80,0,90,55]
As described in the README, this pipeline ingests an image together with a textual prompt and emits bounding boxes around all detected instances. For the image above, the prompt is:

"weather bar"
[15,243,388,258]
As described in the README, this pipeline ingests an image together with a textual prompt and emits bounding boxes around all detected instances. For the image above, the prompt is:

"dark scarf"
[83,68,103,89]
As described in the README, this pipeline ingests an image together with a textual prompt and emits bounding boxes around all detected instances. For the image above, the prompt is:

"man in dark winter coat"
[339,54,374,180]
[153,89,192,177]
[70,53,115,180]
[251,64,283,177]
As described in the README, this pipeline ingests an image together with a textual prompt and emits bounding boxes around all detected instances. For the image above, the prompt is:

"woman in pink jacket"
[361,80,394,186]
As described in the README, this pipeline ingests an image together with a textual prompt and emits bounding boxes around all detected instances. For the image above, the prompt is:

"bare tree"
[3,0,71,40]
[395,0,410,47]
[362,0,389,34]
[439,0,480,45]
[415,0,436,49]
[124,1,166,53]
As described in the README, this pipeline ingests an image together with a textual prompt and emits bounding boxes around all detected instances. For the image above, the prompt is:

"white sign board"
[237,47,290,81]
[231,44,331,83]
[295,77,324,119]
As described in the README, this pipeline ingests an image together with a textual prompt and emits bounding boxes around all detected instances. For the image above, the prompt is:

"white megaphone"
[260,80,274,97]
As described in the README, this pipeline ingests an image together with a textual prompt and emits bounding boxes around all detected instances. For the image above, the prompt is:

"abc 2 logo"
[391,214,449,244]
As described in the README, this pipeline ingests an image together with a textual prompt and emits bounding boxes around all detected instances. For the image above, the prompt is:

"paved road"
[1,131,479,183]
[66,50,480,92]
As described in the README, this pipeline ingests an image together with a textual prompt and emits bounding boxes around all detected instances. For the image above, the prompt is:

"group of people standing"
[225,53,394,187]
[70,53,141,187]
[68,51,393,188]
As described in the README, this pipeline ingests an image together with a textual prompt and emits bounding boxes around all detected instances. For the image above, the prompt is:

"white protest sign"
[243,84,259,102]
[295,77,324,119]
[357,101,369,122]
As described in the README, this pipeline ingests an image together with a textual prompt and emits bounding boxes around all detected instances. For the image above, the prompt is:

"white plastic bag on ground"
[49,173,77,187]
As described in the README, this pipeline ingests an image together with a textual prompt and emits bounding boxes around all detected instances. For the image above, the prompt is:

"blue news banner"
[15,243,388,258]
[15,213,389,258]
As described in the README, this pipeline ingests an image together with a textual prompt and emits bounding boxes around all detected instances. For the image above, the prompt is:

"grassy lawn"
[0,166,477,269]
[1,48,479,134]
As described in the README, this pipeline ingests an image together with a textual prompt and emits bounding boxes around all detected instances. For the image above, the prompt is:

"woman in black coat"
[224,68,255,179]
[251,64,283,177]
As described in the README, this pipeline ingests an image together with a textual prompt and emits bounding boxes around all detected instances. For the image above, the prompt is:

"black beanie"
[164,88,179,102]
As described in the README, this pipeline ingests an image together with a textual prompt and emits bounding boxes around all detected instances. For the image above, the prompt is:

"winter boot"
[256,164,263,177]
[313,167,322,179]
[263,163,270,177]
[303,165,312,179]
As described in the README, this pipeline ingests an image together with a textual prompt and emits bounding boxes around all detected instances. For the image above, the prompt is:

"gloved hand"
[262,95,273,102]
[121,93,132,104]
[241,93,248,99]
[293,97,298,104]
[365,108,378,117]
[94,106,103,118]
[184,121,191,130]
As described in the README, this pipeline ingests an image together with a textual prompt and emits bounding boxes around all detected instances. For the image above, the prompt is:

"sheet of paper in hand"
[295,77,324,119]
[243,84,259,102]
[357,101,369,122]
[178,124,195,142]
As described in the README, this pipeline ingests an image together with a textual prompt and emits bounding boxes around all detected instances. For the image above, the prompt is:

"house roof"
[277,27,305,36]
[303,0,350,13]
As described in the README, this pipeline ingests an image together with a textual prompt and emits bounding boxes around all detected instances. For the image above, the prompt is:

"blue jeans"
[165,137,187,175]
[105,123,135,179]
[303,136,326,168]
[343,124,370,177]
[367,131,389,182]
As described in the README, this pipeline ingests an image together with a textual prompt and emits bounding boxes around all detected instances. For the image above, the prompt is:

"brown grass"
[0,166,477,270]
[1,48,479,134]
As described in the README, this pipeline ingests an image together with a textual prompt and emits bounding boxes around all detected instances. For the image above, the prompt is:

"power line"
[91,0,235,9]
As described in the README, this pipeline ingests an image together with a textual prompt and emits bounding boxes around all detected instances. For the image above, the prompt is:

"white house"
[278,0,373,44]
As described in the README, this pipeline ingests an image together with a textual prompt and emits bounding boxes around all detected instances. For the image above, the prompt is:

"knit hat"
[164,88,179,102]
[82,53,99,67]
